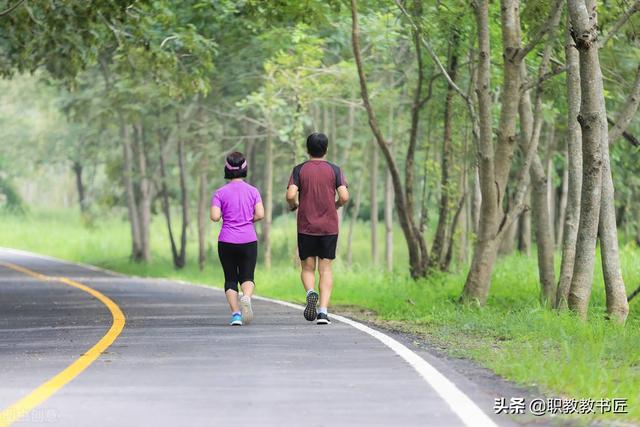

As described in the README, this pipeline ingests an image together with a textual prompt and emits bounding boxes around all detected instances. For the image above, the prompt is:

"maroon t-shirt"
[288,160,347,236]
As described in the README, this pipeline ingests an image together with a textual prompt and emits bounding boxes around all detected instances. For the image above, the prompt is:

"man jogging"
[286,132,349,325]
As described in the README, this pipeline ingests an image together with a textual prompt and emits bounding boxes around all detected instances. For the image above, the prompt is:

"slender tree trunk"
[545,125,557,246]
[444,191,466,271]
[384,84,395,272]
[197,170,208,271]
[519,67,557,306]
[458,188,470,266]
[531,153,557,305]
[431,34,459,268]
[351,0,426,278]
[72,161,86,213]
[176,129,189,269]
[263,133,274,269]
[556,18,583,309]
[134,123,152,263]
[471,166,481,234]
[347,164,366,267]
[122,124,143,262]
[158,135,180,266]
[338,101,356,225]
[567,0,606,319]
[518,0,562,305]
[331,104,337,164]
[384,167,393,271]
[517,198,532,255]
[498,216,518,256]
[244,122,256,185]
[556,155,569,248]
[371,144,379,266]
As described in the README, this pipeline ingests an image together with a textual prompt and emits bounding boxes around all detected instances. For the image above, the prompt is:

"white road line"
[0,247,499,427]
[252,294,499,427]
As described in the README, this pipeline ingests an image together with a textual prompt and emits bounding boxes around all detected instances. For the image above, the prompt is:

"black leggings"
[218,241,258,292]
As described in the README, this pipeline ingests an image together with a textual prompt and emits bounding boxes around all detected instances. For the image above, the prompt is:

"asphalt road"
[0,248,519,427]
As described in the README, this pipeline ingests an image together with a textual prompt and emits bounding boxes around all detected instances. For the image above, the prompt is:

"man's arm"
[286,185,299,211]
[335,185,349,209]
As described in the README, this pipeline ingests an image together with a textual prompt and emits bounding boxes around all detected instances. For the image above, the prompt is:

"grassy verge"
[1,209,639,425]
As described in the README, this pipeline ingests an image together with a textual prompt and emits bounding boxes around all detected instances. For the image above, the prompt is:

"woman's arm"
[253,202,265,222]
[210,206,222,222]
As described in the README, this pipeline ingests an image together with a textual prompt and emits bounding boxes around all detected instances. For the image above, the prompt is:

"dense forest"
[2,0,640,324]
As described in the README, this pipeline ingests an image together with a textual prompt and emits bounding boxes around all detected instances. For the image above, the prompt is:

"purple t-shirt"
[211,181,262,244]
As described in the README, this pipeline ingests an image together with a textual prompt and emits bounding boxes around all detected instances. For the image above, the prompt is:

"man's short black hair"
[306,132,328,158]
[224,151,248,179]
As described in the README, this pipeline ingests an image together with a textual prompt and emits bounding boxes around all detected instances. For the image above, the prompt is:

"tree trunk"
[262,133,274,269]
[471,166,481,234]
[176,129,189,269]
[431,33,459,269]
[158,135,180,267]
[531,155,557,305]
[384,168,393,272]
[134,123,152,263]
[545,125,557,246]
[462,0,522,304]
[72,161,86,213]
[384,85,395,272]
[371,144,379,266]
[347,164,366,267]
[244,122,256,185]
[351,0,427,278]
[338,101,356,225]
[518,1,562,306]
[556,156,569,248]
[567,0,606,319]
[598,143,629,322]
[517,198,532,255]
[197,171,208,271]
[331,104,337,164]
[443,191,466,271]
[122,123,143,262]
[556,18,583,309]
[498,216,518,256]
[520,75,557,306]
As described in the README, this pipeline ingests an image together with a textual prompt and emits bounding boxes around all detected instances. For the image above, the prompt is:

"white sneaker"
[240,296,253,324]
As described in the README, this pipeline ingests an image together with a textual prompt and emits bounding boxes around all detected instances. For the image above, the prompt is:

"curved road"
[0,248,520,427]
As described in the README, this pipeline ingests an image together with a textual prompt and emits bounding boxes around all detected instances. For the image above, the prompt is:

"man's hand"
[286,185,299,212]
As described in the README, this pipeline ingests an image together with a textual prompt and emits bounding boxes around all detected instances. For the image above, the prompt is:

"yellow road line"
[0,262,126,426]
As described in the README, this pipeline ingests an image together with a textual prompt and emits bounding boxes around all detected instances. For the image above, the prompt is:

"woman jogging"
[210,152,264,326]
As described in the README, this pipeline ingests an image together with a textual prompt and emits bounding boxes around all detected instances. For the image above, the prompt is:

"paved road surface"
[0,249,519,427]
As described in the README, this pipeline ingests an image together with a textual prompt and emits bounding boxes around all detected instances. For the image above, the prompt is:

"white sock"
[306,289,316,296]
[318,307,328,315]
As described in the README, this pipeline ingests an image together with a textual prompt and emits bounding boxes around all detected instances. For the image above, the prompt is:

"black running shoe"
[316,312,331,325]
[304,290,319,321]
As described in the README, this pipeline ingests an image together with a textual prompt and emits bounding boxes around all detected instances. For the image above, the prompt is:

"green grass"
[1,209,639,425]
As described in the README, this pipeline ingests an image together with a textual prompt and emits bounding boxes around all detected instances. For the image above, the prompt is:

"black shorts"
[298,233,338,260]
[218,241,258,292]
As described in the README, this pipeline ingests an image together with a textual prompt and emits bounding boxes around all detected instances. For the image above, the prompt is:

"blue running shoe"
[230,313,243,326]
